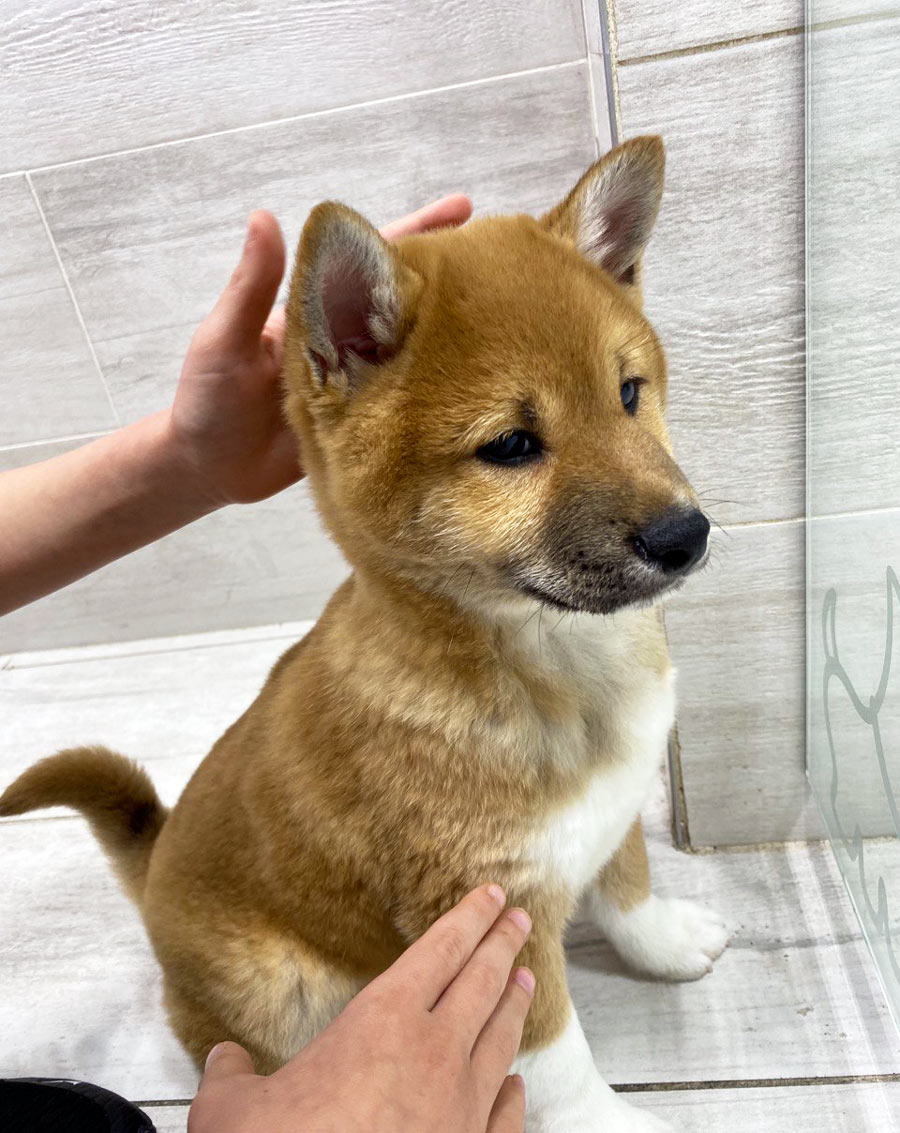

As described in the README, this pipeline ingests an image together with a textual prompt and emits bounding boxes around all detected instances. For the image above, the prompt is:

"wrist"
[148,409,228,519]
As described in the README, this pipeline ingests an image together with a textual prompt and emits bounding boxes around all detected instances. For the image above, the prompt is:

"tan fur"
[2,136,705,1073]
[596,818,652,914]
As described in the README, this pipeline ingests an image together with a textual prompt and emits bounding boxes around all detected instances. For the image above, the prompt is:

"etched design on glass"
[822,568,900,986]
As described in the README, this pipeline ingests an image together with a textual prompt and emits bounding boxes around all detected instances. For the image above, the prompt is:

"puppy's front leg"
[513,919,670,1133]
[586,818,728,981]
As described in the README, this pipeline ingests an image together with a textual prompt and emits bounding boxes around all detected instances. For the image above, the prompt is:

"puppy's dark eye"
[477,430,542,466]
[621,380,640,415]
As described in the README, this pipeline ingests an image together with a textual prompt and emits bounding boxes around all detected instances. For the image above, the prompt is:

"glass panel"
[806,2,900,1028]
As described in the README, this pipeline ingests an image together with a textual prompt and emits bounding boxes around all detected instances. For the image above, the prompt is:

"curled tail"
[0,746,167,903]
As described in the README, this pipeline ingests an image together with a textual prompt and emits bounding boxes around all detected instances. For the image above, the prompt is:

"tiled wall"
[0,0,610,651]
[607,0,813,846]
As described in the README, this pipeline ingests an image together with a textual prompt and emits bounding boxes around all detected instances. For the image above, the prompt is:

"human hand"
[166,195,473,509]
[188,885,534,1133]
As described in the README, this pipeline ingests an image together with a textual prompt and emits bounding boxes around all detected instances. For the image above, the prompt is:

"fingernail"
[512,1073,526,1093]
[514,967,536,995]
[487,884,506,908]
[508,907,531,935]
[205,1042,226,1069]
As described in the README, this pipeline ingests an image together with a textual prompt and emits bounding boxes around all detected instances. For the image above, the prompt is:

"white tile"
[1,0,586,172]
[571,840,900,1084]
[0,176,117,446]
[0,629,297,812]
[638,1082,900,1130]
[611,0,803,61]
[617,34,805,527]
[32,64,597,423]
[139,1108,188,1133]
[0,478,348,652]
[142,1083,900,1132]
[1,628,898,1101]
[807,17,900,515]
[2,820,896,1100]
[665,520,823,846]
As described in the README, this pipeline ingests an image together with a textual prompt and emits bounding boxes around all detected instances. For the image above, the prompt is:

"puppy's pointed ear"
[542,135,664,289]
[288,201,422,392]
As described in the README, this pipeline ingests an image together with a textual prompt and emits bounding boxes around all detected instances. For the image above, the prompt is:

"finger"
[471,967,534,1085]
[433,908,531,1041]
[206,210,286,356]
[379,194,472,241]
[486,1075,526,1133]
[380,884,506,1009]
[199,1041,256,1085]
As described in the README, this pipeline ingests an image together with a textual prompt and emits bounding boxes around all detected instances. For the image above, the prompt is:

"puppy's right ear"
[287,202,422,394]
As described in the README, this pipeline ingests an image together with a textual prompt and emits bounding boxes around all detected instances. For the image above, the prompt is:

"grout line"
[618,24,803,66]
[0,430,112,454]
[666,723,691,849]
[24,60,585,177]
[1,619,316,670]
[809,502,900,523]
[716,514,803,532]
[615,1073,900,1093]
[617,8,900,69]
[24,174,121,426]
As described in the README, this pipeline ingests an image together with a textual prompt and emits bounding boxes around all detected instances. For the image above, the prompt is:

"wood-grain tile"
[32,65,597,423]
[571,838,900,1085]
[637,1082,900,1130]
[612,0,803,61]
[2,815,896,1100]
[1,0,585,172]
[665,519,823,846]
[143,1082,900,1133]
[0,479,348,652]
[618,35,805,526]
[0,177,117,446]
[0,630,294,811]
[807,18,900,515]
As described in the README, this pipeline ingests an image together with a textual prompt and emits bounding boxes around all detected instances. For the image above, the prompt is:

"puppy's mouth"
[510,550,704,616]
[509,507,711,615]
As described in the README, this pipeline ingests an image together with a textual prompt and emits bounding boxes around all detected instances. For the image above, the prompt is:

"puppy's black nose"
[633,508,710,574]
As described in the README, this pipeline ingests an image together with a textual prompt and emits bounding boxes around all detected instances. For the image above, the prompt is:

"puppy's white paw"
[600,894,729,981]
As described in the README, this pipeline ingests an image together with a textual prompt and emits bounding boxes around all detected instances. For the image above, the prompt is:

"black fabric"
[0,1079,156,1132]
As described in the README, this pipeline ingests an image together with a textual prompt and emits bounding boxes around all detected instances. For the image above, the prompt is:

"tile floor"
[1,625,899,1131]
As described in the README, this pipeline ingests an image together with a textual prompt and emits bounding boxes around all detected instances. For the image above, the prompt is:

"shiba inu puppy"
[2,135,727,1131]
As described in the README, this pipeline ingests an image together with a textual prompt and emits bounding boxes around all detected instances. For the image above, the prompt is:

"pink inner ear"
[321,255,380,368]
[597,196,646,280]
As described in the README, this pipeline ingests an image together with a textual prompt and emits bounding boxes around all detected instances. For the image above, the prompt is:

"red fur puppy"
[2,136,727,1132]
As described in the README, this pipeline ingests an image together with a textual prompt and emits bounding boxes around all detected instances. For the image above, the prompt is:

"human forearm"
[0,411,214,616]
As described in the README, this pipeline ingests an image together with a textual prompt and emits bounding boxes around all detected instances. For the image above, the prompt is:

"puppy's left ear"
[543,135,664,290]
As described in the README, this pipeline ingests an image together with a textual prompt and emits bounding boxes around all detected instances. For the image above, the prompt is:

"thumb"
[201,1040,256,1084]
[206,210,286,356]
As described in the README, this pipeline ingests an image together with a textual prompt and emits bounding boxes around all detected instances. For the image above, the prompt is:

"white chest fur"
[508,607,676,896]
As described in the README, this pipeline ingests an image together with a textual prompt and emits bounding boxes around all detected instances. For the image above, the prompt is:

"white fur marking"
[514,1008,671,1132]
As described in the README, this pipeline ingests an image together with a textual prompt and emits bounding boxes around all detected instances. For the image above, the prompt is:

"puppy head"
[283,136,708,617]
